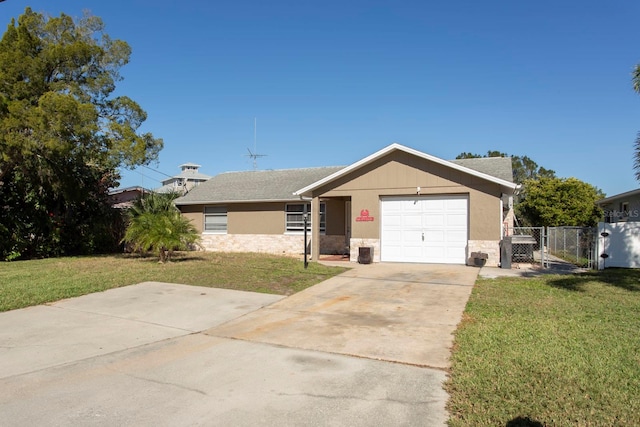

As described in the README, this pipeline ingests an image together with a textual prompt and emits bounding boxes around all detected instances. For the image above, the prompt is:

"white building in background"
[155,163,211,195]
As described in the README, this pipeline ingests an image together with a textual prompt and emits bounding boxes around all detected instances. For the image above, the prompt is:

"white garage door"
[381,195,468,264]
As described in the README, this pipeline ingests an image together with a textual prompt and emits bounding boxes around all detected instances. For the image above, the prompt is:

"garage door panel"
[403,214,423,227]
[381,195,468,264]
[447,230,468,243]
[446,198,467,208]
[423,199,445,210]
[424,214,445,226]
[424,230,445,242]
[382,229,403,243]
[446,213,467,227]
[383,214,403,227]
[402,200,421,212]
[424,247,443,259]
[403,232,422,244]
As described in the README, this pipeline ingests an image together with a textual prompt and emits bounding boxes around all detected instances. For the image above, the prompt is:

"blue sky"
[3,0,640,196]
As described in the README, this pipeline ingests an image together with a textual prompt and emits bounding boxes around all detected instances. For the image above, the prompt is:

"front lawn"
[0,252,347,312]
[446,269,640,426]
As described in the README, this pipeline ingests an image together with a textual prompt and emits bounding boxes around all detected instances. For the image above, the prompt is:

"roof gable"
[294,143,518,196]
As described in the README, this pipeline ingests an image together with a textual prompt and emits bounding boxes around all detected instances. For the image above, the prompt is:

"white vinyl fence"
[596,222,640,269]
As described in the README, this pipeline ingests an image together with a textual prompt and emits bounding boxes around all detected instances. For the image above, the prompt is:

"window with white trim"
[204,206,227,233]
[285,203,325,233]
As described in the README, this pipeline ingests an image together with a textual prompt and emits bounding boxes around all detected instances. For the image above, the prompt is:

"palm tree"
[633,64,640,181]
[122,191,200,262]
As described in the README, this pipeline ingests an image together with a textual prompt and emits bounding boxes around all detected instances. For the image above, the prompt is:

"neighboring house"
[175,143,518,267]
[597,188,640,223]
[108,186,148,209]
[155,163,211,194]
[596,189,640,269]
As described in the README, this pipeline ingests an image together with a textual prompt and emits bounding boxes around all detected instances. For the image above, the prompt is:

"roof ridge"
[451,156,512,161]
[217,166,345,175]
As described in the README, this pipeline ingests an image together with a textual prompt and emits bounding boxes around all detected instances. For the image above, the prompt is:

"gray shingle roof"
[175,155,514,206]
[450,157,514,182]
[175,166,345,205]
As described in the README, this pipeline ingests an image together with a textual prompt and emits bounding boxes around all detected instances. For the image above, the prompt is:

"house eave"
[597,188,640,205]
[175,197,305,206]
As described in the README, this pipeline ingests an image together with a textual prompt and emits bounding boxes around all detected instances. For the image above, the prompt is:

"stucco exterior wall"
[229,203,284,234]
[313,151,503,241]
[179,205,204,233]
[180,203,285,235]
[180,201,345,236]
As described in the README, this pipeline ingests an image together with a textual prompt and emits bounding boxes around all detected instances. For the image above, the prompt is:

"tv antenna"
[245,117,267,170]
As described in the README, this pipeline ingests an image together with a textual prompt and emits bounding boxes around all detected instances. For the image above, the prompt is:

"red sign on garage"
[356,209,374,222]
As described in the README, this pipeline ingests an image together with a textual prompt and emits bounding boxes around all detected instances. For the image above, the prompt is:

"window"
[621,202,629,218]
[204,206,227,233]
[285,203,325,233]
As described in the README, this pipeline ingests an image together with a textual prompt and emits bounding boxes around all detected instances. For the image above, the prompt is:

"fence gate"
[547,226,597,269]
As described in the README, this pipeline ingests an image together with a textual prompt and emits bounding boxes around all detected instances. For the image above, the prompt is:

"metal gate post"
[576,228,579,264]
[542,227,547,268]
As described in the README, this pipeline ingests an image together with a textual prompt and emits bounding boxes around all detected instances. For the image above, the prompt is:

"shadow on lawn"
[506,416,543,427]
[546,268,640,292]
[118,252,207,263]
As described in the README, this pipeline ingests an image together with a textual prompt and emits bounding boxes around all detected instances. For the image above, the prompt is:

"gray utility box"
[500,236,512,269]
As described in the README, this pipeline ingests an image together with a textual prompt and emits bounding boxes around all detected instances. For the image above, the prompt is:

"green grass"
[0,252,348,312]
[548,250,591,268]
[446,269,640,426]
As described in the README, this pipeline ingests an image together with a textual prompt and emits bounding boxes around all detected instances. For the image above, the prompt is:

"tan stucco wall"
[179,201,344,236]
[179,202,285,235]
[313,150,503,241]
[229,203,284,234]
[179,205,204,233]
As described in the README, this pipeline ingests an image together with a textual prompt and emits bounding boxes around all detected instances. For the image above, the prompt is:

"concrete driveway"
[208,262,477,369]
[0,263,477,426]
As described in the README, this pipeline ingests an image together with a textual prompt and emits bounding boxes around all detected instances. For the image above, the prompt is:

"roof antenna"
[245,117,267,170]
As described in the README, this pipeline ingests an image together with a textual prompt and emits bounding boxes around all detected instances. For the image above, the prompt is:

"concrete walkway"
[0,263,477,426]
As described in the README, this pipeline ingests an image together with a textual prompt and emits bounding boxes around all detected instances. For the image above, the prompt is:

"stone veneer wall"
[200,234,347,257]
[349,238,381,263]
[467,240,500,267]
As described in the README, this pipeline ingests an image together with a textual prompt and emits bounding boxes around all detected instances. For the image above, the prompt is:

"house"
[175,144,518,267]
[108,186,149,209]
[155,163,211,194]
[596,189,640,269]
[597,188,640,223]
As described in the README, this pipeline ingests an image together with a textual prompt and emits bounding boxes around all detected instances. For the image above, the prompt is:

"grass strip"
[446,269,640,426]
[0,252,347,312]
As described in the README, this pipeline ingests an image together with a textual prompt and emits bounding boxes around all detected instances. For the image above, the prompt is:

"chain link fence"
[547,226,597,269]
[511,227,546,266]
